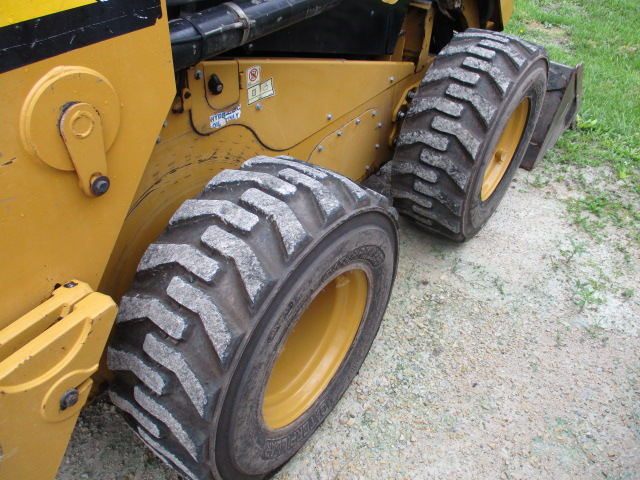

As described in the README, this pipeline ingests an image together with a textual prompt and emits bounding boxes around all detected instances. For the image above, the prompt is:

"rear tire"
[108,156,398,479]
[391,29,548,241]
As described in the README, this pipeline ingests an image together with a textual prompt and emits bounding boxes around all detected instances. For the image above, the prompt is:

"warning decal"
[247,65,261,87]
[210,105,241,129]
[248,78,275,105]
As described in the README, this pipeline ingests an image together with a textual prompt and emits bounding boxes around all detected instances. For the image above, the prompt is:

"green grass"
[505,0,640,243]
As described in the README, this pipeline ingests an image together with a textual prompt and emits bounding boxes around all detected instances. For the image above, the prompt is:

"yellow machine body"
[0,0,515,477]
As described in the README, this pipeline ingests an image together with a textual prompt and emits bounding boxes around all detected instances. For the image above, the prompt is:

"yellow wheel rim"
[263,269,368,429]
[481,98,530,201]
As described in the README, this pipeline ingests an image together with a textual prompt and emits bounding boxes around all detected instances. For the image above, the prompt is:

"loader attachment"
[520,61,584,170]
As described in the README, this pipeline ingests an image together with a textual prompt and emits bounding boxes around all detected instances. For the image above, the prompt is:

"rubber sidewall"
[214,211,397,479]
[464,57,548,236]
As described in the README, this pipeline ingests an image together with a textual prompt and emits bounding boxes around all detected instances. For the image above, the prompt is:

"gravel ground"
[57,165,640,480]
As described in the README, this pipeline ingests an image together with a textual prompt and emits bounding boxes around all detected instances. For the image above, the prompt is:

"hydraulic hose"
[170,0,342,71]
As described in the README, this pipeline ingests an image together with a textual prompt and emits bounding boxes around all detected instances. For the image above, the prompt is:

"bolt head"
[337,131,343,136]
[90,175,110,196]
[195,70,203,80]
[398,111,406,119]
[60,389,79,410]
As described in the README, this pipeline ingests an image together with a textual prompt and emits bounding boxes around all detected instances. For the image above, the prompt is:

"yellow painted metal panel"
[100,62,426,302]
[0,7,175,328]
[0,282,116,479]
[0,0,93,27]
[190,59,416,150]
[501,0,514,26]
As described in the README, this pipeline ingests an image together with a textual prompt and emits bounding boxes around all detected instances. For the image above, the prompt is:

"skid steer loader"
[0,1,581,478]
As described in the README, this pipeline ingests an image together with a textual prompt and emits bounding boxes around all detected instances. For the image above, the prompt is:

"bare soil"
[57,166,640,480]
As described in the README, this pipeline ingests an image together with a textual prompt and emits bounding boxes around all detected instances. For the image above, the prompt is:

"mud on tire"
[108,156,398,479]
[392,29,549,241]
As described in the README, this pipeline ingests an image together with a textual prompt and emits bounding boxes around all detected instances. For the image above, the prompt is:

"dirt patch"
[57,167,640,480]
[524,20,572,49]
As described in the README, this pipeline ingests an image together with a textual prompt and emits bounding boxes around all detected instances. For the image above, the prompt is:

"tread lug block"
[392,29,549,241]
[109,157,399,479]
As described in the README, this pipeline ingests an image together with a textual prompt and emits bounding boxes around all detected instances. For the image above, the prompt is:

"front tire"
[392,29,549,241]
[108,156,398,479]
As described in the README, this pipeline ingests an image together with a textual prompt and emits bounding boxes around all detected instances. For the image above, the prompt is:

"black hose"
[170,0,342,71]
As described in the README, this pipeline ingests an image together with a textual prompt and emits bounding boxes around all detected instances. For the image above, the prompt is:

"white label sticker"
[209,104,241,129]
[247,65,261,88]
[248,78,275,105]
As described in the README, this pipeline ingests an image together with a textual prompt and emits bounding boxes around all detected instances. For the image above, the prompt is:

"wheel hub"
[263,269,368,429]
[481,98,530,201]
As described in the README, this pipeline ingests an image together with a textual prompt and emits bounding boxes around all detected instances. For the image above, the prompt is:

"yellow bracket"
[0,281,117,479]
[19,66,120,197]
[59,102,110,197]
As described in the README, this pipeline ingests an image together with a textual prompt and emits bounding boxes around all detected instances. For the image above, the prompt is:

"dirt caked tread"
[392,29,548,240]
[108,156,394,479]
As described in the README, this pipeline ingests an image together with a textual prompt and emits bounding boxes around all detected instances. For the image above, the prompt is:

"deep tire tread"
[109,157,393,480]
[392,29,548,240]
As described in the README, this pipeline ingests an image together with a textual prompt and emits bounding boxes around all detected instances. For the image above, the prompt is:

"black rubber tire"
[391,29,549,241]
[107,156,398,480]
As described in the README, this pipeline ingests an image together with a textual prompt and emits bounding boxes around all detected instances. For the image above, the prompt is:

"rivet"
[156,136,162,143]
[337,131,343,136]
[356,119,361,125]
[372,110,377,116]
[163,121,169,127]
[377,122,383,128]
[318,146,324,152]
[375,144,380,149]
[389,77,395,82]
[398,111,406,119]
[327,114,333,120]
[365,165,371,170]
[407,91,416,100]
[255,103,263,111]
[195,70,203,80]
